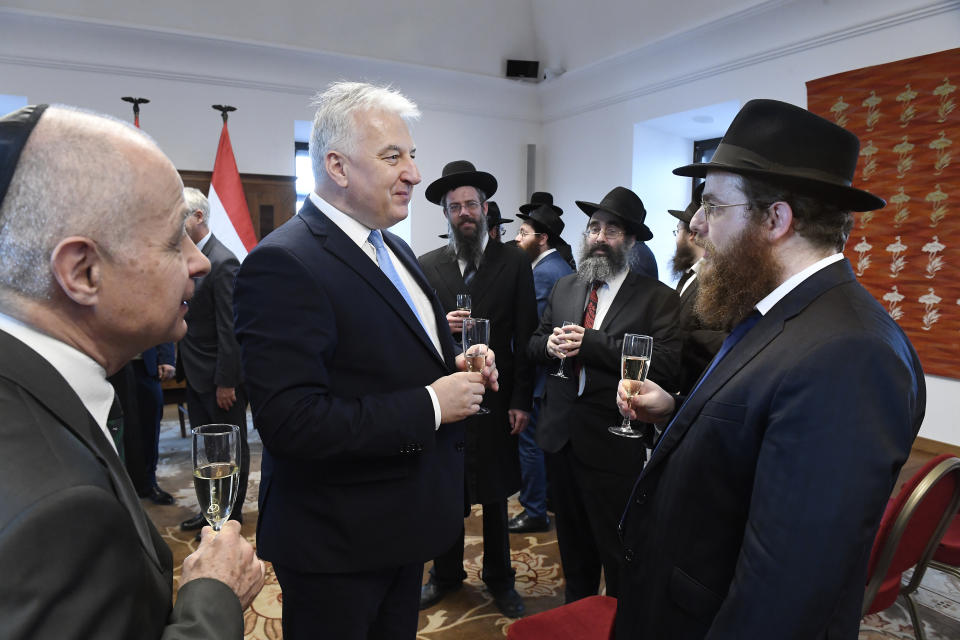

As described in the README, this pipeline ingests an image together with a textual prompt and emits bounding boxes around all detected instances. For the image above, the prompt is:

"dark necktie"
[652,310,762,455]
[463,260,477,286]
[575,280,603,378]
[106,392,125,461]
[677,269,694,294]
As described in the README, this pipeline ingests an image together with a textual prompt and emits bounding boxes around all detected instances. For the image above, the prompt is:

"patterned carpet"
[144,411,960,639]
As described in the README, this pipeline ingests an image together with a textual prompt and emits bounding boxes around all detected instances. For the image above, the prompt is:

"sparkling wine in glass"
[463,317,491,415]
[550,320,577,378]
[609,334,653,439]
[456,293,472,315]
[192,423,241,533]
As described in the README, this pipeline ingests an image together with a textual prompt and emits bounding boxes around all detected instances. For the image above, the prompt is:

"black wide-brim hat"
[673,99,884,212]
[519,191,563,215]
[486,201,513,228]
[517,203,565,239]
[668,182,704,225]
[425,160,497,205]
[576,186,653,242]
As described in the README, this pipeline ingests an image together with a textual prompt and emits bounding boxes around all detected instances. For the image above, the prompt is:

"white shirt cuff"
[426,386,442,430]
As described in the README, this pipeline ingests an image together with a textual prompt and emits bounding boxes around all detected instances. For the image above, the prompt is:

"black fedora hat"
[668,182,704,225]
[673,99,884,212]
[517,203,565,239]
[519,191,563,215]
[576,186,652,242]
[425,160,497,205]
[485,201,514,229]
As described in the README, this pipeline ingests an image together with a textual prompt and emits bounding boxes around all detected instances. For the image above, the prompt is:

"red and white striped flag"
[208,122,256,261]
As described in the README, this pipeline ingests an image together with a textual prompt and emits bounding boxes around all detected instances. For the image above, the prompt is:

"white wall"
[540,0,960,444]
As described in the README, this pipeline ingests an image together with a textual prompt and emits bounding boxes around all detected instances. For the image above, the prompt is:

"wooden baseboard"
[914,437,960,457]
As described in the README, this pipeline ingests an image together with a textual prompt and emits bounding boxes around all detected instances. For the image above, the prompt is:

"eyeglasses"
[516,229,543,239]
[585,225,625,240]
[700,200,749,219]
[445,200,482,215]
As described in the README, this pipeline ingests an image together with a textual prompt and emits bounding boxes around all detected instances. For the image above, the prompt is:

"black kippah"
[0,104,49,211]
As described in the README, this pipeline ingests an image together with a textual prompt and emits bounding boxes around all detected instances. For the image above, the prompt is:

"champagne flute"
[192,423,241,533]
[463,317,491,415]
[609,334,653,439]
[456,293,472,315]
[550,320,577,378]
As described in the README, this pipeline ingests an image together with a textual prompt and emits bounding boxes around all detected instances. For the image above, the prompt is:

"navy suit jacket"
[234,199,464,572]
[616,259,925,640]
[141,343,174,378]
[531,250,573,399]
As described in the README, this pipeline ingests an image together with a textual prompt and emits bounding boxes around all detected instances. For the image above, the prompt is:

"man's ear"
[49,236,102,306]
[765,201,794,242]
[325,150,349,188]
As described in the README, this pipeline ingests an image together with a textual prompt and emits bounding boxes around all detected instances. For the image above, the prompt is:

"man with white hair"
[177,186,250,539]
[0,104,264,638]
[234,82,499,639]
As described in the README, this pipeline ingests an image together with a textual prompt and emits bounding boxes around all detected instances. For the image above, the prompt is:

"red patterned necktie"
[575,280,603,379]
[583,280,602,329]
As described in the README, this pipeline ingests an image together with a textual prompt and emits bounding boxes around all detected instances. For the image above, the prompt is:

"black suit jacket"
[0,330,241,639]
[180,234,242,393]
[418,240,538,503]
[528,271,682,474]
[617,260,926,639]
[234,199,464,572]
[676,272,726,395]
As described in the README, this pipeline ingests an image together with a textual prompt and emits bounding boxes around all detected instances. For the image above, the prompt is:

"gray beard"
[576,238,628,283]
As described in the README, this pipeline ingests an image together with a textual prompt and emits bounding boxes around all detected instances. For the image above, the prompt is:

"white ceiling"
[2,0,774,79]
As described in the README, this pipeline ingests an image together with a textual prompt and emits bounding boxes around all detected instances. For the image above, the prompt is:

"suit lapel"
[642,259,855,476]
[299,201,446,367]
[598,272,638,332]
[0,331,162,569]
[469,242,506,309]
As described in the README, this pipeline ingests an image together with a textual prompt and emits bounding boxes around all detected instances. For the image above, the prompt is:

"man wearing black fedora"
[616,99,925,639]
[486,201,512,243]
[527,186,682,602]
[519,191,577,269]
[667,182,726,396]
[509,204,574,534]
[418,160,538,618]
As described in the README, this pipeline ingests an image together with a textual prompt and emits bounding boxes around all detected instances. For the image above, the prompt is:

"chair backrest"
[863,454,960,614]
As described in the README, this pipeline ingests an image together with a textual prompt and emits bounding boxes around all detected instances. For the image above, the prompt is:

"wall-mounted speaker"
[506,60,540,79]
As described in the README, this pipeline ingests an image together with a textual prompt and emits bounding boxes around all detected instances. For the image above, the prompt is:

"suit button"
[455,442,465,452]
[400,445,409,454]
[635,491,647,506]
[624,548,635,563]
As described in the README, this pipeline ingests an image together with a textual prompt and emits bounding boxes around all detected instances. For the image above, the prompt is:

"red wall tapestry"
[807,48,959,380]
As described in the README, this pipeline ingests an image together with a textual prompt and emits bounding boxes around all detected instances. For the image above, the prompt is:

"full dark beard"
[694,224,782,331]
[448,213,487,267]
[670,243,698,278]
[576,237,628,283]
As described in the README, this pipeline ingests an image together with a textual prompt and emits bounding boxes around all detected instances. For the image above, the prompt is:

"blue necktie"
[652,310,762,455]
[368,230,428,334]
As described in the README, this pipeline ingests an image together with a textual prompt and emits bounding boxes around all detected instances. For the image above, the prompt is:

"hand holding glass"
[463,317,491,415]
[609,334,653,439]
[550,320,577,378]
[192,423,241,532]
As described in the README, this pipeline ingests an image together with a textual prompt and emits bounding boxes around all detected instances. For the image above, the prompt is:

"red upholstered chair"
[506,595,617,640]
[928,507,960,579]
[862,454,960,640]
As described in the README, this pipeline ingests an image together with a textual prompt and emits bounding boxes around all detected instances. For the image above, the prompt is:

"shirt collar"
[531,247,557,269]
[309,191,374,250]
[755,253,844,316]
[196,230,212,252]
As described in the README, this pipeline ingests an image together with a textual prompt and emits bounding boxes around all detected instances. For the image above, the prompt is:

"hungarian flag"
[208,122,257,261]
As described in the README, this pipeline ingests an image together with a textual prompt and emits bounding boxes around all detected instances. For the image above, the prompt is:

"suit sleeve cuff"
[425,386,442,430]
